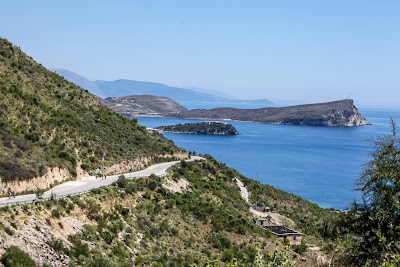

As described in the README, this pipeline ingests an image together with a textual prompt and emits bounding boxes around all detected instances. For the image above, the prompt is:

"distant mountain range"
[52,68,104,97]
[52,68,274,106]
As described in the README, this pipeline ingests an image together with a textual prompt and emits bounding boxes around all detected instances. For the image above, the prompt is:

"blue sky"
[1,1,399,107]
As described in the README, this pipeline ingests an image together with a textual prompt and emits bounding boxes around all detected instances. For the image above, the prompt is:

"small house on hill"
[264,225,303,245]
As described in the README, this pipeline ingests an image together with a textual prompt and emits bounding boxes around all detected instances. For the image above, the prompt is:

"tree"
[343,119,400,266]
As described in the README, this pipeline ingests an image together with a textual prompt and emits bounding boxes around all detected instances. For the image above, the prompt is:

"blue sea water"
[135,107,400,210]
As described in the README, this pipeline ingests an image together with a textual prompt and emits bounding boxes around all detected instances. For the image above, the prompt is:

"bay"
[135,107,400,210]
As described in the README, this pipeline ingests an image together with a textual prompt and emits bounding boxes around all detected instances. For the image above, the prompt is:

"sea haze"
[135,107,400,210]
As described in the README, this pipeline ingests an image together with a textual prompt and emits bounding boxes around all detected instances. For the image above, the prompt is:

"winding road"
[0,156,203,207]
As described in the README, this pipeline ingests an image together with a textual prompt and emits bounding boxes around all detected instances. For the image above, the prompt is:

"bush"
[293,241,308,255]
[1,246,37,267]
[0,161,36,181]
[116,175,128,188]
[51,207,62,218]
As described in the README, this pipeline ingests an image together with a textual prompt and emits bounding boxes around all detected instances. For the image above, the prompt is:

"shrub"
[293,241,308,255]
[51,207,62,218]
[116,175,128,188]
[0,161,36,181]
[1,246,37,267]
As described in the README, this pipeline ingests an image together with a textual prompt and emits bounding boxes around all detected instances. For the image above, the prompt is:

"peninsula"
[165,99,370,127]
[100,95,187,117]
[156,122,240,135]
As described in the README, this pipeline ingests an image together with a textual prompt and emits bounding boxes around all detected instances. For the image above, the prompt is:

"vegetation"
[157,122,239,135]
[0,38,183,185]
[1,246,37,267]
[337,120,400,266]
[0,157,336,266]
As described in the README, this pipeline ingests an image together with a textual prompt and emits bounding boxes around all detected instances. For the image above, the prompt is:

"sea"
[133,103,400,210]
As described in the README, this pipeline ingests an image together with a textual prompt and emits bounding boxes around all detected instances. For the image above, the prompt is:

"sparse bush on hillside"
[0,160,37,182]
[1,246,37,267]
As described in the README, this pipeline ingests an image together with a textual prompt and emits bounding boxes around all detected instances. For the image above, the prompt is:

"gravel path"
[234,177,249,203]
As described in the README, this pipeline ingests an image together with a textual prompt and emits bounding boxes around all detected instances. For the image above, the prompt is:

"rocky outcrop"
[92,152,188,176]
[166,99,370,127]
[0,167,72,196]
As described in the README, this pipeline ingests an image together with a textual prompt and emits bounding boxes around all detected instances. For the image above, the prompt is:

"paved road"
[0,156,203,207]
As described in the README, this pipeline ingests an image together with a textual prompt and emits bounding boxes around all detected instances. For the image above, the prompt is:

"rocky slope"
[166,99,370,127]
[101,95,188,117]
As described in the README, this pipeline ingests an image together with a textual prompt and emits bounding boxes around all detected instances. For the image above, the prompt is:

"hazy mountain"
[94,79,231,102]
[183,86,238,100]
[51,68,105,97]
[53,69,275,106]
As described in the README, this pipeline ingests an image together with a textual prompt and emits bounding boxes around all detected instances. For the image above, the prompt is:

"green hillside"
[0,158,338,267]
[0,38,183,186]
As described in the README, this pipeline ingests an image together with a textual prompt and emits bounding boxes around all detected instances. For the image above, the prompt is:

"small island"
[156,122,239,135]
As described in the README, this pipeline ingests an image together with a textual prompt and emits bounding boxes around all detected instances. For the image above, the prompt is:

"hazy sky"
[2,1,399,107]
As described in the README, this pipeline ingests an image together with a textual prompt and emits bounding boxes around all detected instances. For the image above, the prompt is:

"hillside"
[0,157,338,266]
[0,38,186,195]
[156,122,240,135]
[167,99,370,127]
[102,95,188,117]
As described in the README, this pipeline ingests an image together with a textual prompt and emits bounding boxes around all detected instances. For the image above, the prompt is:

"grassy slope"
[0,38,183,183]
[0,158,337,267]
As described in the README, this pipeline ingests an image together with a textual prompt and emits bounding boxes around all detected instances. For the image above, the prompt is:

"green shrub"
[293,241,308,255]
[116,175,128,188]
[51,207,62,218]
[1,246,37,267]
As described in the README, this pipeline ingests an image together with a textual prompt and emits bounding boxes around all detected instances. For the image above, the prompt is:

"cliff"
[166,99,370,127]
